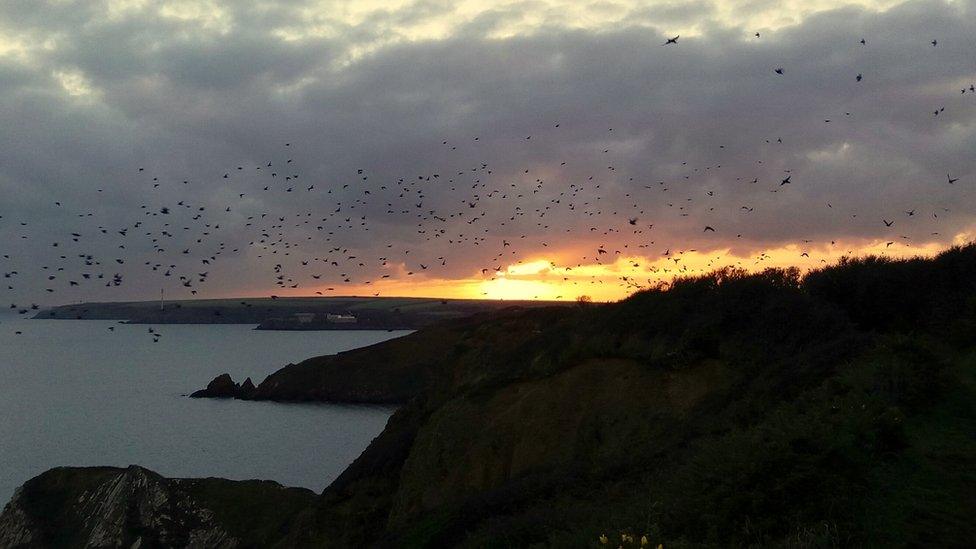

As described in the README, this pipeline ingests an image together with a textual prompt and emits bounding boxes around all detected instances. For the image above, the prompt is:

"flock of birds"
[1,30,973,338]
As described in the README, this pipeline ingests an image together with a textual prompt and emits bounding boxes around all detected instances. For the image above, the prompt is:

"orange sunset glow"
[280,231,975,302]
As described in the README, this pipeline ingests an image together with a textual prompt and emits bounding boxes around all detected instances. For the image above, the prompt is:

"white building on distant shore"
[293,312,317,324]
[326,313,357,324]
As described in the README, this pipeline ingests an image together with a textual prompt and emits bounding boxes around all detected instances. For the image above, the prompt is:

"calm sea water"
[0,312,409,506]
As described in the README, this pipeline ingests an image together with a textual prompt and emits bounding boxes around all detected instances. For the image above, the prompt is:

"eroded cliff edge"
[0,466,313,548]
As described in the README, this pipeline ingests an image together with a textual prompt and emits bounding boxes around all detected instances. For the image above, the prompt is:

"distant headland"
[33,296,570,330]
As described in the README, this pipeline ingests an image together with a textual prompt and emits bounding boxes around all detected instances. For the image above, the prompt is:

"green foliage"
[803,245,976,334]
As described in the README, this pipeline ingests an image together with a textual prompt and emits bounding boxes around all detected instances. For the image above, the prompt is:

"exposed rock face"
[0,498,32,547]
[0,466,233,548]
[0,466,314,549]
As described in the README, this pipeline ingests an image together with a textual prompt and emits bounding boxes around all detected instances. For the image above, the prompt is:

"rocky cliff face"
[0,466,313,549]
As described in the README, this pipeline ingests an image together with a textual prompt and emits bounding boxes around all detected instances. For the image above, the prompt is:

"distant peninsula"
[33,296,569,330]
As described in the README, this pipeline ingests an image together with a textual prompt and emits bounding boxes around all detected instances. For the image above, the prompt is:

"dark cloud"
[0,0,974,303]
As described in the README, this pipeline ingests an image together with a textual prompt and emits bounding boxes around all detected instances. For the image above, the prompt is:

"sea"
[0,311,409,506]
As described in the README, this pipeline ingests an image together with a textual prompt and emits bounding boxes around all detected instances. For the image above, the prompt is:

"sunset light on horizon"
[242,230,976,303]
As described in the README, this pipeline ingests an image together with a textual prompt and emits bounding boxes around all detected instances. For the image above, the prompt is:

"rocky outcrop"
[0,466,314,548]
[187,310,521,404]
[0,466,232,547]
[238,377,256,398]
[189,373,239,398]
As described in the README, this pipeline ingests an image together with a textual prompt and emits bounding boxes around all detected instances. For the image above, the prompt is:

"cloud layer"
[1,0,974,303]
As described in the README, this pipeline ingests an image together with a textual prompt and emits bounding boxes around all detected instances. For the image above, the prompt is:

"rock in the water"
[238,377,256,398]
[189,373,238,398]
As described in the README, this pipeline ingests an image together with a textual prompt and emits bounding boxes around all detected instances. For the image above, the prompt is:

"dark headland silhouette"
[35,296,569,331]
[3,246,975,547]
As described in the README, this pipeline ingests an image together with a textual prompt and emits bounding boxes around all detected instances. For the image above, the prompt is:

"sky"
[0,0,974,305]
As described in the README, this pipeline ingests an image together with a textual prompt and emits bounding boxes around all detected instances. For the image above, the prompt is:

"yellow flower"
[641,535,649,546]
[599,534,609,544]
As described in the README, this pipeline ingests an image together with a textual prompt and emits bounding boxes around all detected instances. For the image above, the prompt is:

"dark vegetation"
[218,245,976,547]
[6,245,976,547]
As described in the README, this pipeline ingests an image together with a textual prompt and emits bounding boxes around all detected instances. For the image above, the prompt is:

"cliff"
[0,466,314,548]
[6,245,976,547]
